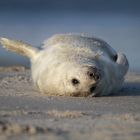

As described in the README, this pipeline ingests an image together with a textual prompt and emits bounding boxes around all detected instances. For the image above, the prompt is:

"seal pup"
[0,34,129,97]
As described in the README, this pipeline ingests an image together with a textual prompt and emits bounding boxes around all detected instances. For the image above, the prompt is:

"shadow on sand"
[111,82,140,96]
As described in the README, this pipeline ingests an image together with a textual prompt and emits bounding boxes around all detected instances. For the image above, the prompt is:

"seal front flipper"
[116,53,129,76]
[0,38,39,60]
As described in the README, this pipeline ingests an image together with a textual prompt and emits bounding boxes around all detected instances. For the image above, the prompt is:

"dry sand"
[0,66,140,140]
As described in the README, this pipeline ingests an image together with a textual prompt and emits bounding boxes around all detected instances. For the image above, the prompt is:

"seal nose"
[87,66,101,81]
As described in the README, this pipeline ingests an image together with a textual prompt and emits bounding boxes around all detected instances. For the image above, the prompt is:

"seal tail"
[0,37,39,59]
[116,53,129,76]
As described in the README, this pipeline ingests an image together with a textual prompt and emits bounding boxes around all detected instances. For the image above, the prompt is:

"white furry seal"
[0,34,129,97]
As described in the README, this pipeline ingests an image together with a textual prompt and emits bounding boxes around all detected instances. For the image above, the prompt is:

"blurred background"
[0,0,140,71]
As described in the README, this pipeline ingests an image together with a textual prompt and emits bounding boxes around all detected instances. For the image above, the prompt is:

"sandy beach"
[0,0,140,139]
[0,66,140,140]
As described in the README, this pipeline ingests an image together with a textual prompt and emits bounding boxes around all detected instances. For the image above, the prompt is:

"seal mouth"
[90,86,96,93]
[71,92,90,97]
[88,84,99,97]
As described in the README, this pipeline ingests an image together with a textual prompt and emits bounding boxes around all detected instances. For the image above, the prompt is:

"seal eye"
[71,78,80,86]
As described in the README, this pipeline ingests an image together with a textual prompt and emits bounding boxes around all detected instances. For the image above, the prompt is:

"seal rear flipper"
[0,37,39,60]
[116,53,129,76]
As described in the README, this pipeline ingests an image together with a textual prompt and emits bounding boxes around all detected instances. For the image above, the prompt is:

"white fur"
[0,34,129,96]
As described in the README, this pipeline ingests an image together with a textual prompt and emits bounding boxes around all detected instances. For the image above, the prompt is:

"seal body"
[0,34,129,97]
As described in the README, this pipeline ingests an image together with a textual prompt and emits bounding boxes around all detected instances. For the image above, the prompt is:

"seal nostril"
[94,74,100,81]
[90,86,96,93]
[87,67,97,79]
[87,71,101,81]
[87,71,95,79]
